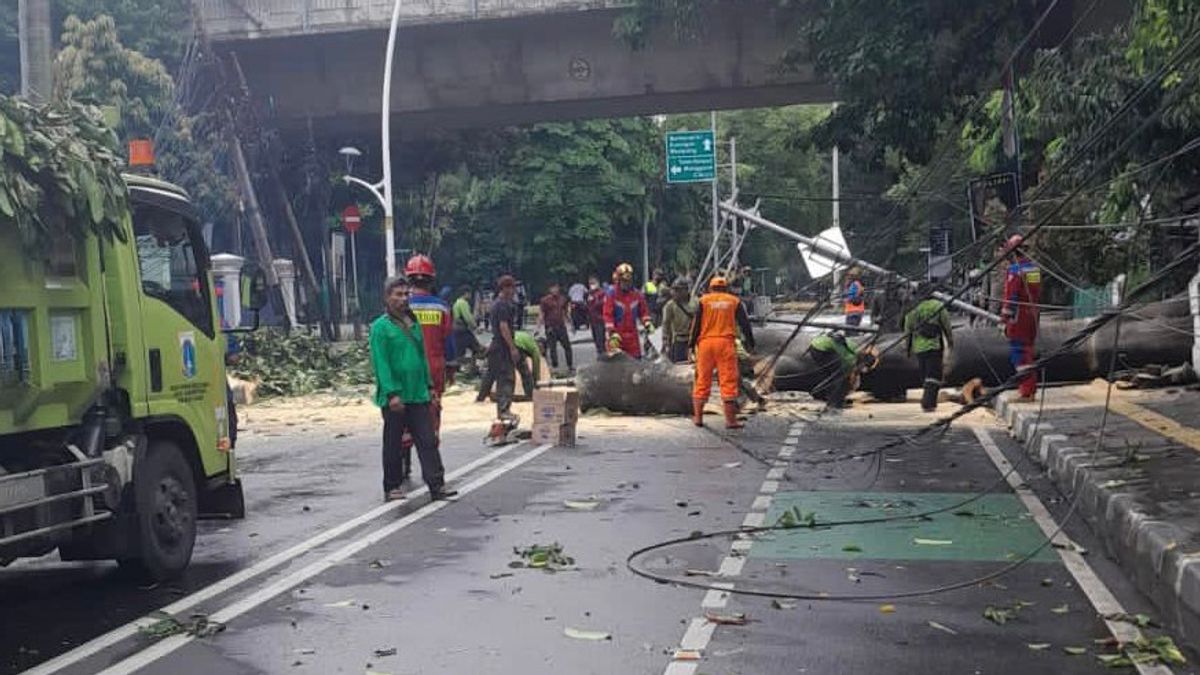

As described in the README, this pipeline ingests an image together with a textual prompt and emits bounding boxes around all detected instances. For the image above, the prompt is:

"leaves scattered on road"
[512,543,576,571]
[139,611,225,639]
[927,620,958,635]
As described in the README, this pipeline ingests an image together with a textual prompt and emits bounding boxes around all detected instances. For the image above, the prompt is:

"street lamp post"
[343,0,404,278]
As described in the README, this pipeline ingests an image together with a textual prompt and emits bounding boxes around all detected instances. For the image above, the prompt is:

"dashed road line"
[662,428,801,674]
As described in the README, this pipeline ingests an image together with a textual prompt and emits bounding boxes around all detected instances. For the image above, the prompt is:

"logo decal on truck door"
[179,331,197,379]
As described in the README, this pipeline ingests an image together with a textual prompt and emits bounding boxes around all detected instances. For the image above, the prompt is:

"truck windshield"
[133,204,212,335]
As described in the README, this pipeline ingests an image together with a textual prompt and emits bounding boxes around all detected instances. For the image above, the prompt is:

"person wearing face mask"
[602,263,652,358]
[585,274,608,356]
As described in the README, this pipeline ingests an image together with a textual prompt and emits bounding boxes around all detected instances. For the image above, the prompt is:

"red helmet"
[404,254,436,280]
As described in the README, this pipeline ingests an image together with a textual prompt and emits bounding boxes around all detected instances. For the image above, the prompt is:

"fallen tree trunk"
[577,299,1194,414]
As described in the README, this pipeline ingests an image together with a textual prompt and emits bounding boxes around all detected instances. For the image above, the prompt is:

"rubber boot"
[723,400,745,429]
[692,399,705,427]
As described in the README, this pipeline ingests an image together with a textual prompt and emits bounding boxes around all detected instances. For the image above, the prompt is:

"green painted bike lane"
[683,419,1175,675]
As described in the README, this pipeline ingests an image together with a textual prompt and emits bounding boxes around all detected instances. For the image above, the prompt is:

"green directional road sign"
[666,130,716,183]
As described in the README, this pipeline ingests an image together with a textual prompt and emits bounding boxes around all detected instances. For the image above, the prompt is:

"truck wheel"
[122,440,197,580]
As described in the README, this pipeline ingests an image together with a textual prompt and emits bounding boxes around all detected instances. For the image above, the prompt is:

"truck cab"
[0,175,251,579]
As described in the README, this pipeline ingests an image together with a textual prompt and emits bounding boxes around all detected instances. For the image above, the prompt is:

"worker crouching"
[689,276,756,429]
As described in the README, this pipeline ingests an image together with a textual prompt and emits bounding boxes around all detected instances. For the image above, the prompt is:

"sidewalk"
[994,381,1200,649]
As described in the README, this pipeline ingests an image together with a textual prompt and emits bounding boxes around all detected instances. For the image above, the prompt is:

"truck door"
[130,196,230,478]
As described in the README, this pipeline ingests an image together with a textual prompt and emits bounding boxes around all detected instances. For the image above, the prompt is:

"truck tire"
[121,440,197,580]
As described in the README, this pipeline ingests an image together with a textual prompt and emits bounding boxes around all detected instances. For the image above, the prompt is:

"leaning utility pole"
[18,0,53,102]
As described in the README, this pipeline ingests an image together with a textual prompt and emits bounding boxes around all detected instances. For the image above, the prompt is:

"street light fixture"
[341,0,404,278]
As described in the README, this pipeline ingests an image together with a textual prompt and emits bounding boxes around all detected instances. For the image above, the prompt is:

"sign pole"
[711,111,720,268]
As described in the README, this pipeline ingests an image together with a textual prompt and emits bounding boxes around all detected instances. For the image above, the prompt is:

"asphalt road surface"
[1,392,1190,674]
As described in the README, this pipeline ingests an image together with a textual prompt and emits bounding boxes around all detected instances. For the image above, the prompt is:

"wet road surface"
[1,394,1190,674]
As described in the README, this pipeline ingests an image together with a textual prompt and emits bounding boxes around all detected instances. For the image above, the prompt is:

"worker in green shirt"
[476,329,541,402]
[370,275,456,502]
[452,285,483,362]
[660,277,695,363]
[904,282,955,412]
[809,331,859,411]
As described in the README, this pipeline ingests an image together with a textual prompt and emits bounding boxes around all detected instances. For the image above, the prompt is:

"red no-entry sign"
[341,205,362,234]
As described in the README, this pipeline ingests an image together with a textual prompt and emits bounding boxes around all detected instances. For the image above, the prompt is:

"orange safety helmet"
[404,254,436,280]
[708,275,729,291]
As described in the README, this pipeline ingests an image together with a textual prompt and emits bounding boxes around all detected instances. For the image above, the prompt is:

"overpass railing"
[196,0,625,40]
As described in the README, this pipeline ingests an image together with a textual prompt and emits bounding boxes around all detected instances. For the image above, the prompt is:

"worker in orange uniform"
[603,263,652,358]
[401,254,456,482]
[688,275,756,429]
[1000,235,1042,401]
[844,267,866,327]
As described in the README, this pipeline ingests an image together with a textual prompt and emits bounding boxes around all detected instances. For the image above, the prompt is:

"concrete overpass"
[195,0,832,134]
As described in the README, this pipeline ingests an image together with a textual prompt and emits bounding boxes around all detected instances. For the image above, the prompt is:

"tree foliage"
[0,94,131,254]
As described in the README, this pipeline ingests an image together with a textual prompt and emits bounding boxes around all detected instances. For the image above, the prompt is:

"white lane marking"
[718,556,746,577]
[973,428,1172,675]
[23,442,524,675]
[93,444,554,675]
[742,512,766,528]
[662,423,799,675]
[701,582,734,609]
[680,617,717,649]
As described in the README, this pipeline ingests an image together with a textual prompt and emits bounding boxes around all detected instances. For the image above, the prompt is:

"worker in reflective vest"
[1000,235,1042,400]
[689,275,756,429]
[844,268,866,326]
[402,254,456,482]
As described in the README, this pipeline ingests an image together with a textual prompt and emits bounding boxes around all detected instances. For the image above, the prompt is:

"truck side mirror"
[244,268,269,312]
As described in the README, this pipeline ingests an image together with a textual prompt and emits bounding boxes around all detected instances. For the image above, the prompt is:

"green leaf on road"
[1051,604,1070,615]
[983,606,1015,625]
[842,544,863,552]
[1027,643,1051,651]
[913,538,953,546]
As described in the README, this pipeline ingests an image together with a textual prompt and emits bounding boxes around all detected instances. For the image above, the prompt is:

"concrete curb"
[994,393,1200,649]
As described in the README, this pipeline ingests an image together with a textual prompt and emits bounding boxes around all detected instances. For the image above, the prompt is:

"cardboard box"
[531,422,576,448]
[532,388,580,426]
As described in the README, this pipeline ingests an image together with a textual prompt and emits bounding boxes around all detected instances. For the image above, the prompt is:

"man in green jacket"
[660,277,695,363]
[370,276,456,502]
[904,282,955,412]
[452,285,483,362]
[809,332,858,411]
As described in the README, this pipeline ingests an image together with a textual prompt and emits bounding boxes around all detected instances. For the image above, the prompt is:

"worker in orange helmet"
[399,254,456,482]
[999,235,1042,400]
[603,262,652,358]
[688,275,756,429]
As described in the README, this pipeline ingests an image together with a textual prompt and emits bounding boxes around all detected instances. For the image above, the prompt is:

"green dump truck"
[0,174,258,579]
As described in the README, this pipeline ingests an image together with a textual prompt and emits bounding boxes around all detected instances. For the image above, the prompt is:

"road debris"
[1050,604,1070,615]
[983,606,1016,625]
[912,538,953,546]
[671,649,702,661]
[1103,612,1157,628]
[1027,643,1050,651]
[775,506,817,529]
[879,604,896,614]
[563,627,612,641]
[1063,646,1087,655]
[139,612,225,639]
[927,621,958,635]
[564,499,601,511]
[512,543,576,571]
[373,647,397,658]
[704,611,749,626]
[771,600,798,610]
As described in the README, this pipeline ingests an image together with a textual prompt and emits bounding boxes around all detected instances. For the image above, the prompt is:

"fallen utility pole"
[718,201,1002,324]
[762,317,880,334]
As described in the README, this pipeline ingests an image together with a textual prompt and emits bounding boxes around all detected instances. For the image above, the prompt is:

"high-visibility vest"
[844,280,865,315]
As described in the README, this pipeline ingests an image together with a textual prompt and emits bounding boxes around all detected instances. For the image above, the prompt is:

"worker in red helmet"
[602,262,652,358]
[1000,235,1042,400]
[400,254,456,482]
[689,275,756,429]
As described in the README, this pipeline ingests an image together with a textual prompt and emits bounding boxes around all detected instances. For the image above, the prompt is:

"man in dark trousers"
[538,282,574,373]
[487,275,521,421]
[369,275,456,502]
[904,282,955,412]
[586,275,607,356]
